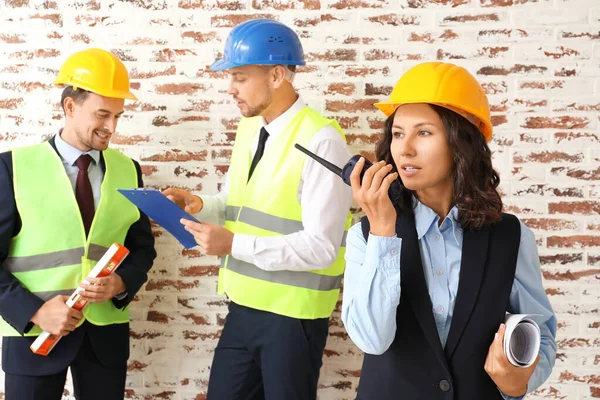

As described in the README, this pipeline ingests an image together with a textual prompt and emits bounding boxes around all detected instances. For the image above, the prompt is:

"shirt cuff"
[231,233,255,264]
[365,233,402,271]
[114,292,128,301]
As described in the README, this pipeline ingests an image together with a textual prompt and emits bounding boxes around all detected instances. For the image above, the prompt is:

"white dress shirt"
[196,96,353,272]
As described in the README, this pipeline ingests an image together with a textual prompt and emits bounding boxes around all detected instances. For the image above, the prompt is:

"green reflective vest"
[0,142,140,336]
[219,107,352,319]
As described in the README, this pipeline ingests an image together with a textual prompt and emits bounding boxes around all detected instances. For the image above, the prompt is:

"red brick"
[154,83,208,95]
[306,49,357,62]
[181,100,214,113]
[335,117,360,130]
[252,0,320,9]
[324,83,355,96]
[329,65,391,78]
[211,13,276,28]
[326,99,379,113]
[345,133,381,145]
[437,46,510,60]
[409,0,468,6]
[481,81,508,95]
[0,98,24,110]
[365,84,393,96]
[152,48,197,62]
[5,0,29,6]
[549,201,600,215]
[480,0,546,5]
[140,150,208,162]
[29,12,63,26]
[110,134,151,145]
[550,167,600,181]
[441,13,504,25]
[181,31,220,44]
[539,253,583,266]
[366,14,421,26]
[329,0,387,9]
[179,0,245,9]
[363,49,425,61]
[513,150,584,164]
[521,218,579,231]
[407,29,460,43]
[8,49,60,60]
[129,66,176,80]
[559,29,600,40]
[0,33,26,43]
[294,14,344,27]
[555,67,577,77]
[553,101,600,112]
[522,116,590,129]
[152,115,210,127]
[477,64,548,75]
[513,184,583,198]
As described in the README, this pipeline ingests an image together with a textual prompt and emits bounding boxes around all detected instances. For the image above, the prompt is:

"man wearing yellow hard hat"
[0,48,156,399]
[342,62,557,399]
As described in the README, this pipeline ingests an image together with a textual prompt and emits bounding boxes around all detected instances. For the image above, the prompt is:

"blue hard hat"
[211,19,306,71]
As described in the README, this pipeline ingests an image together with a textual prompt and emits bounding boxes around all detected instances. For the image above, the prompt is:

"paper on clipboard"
[117,189,199,249]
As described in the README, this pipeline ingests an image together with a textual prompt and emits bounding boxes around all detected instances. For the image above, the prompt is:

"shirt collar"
[259,95,305,137]
[413,197,462,245]
[55,129,100,167]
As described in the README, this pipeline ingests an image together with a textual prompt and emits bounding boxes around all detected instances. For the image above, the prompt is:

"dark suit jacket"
[0,137,156,375]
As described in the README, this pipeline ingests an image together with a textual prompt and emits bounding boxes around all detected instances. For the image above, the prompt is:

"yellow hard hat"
[375,62,492,142]
[54,48,137,101]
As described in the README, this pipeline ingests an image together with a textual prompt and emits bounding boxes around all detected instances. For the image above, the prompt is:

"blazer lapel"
[444,226,490,359]
[398,211,450,373]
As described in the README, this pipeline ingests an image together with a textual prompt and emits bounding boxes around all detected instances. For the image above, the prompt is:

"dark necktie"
[248,127,270,182]
[75,154,95,236]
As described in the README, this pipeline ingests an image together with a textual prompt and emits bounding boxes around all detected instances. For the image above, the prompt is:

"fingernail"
[495,333,498,340]
[359,157,364,162]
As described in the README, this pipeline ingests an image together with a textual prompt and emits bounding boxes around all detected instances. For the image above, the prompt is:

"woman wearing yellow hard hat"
[341,62,556,399]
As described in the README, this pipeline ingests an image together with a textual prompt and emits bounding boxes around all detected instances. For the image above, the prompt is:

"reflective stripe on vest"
[4,244,109,273]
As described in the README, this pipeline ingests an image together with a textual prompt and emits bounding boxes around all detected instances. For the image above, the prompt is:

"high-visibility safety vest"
[0,142,140,336]
[219,107,353,320]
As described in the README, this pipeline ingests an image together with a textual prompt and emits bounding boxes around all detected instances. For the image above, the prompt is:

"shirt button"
[391,249,398,255]
[435,234,441,240]
[436,269,443,276]
[436,306,445,313]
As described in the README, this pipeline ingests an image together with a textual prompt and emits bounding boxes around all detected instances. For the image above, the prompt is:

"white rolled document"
[503,314,541,368]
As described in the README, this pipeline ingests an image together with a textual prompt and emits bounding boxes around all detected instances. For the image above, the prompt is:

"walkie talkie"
[294,144,402,204]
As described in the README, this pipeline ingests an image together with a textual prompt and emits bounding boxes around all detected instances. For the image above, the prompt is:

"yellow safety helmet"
[375,62,492,142]
[54,48,137,101]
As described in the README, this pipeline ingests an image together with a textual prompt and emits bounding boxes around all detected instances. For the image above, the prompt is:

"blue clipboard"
[117,189,198,249]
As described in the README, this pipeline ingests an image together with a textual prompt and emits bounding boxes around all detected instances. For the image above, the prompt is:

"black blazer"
[0,137,156,375]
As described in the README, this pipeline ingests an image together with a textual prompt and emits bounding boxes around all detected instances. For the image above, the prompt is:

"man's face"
[65,92,124,151]
[226,65,274,118]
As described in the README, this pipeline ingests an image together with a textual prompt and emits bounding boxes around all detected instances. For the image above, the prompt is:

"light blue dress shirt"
[54,132,127,300]
[341,199,557,400]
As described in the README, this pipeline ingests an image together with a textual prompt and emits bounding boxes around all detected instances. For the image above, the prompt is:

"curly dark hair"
[375,104,502,229]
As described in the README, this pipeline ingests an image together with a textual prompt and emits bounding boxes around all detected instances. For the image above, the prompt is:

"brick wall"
[0,0,599,399]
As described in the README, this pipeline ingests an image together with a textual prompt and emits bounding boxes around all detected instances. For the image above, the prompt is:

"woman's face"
[390,103,454,197]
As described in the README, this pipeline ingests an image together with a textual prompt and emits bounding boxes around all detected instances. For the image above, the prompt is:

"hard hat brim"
[374,101,493,143]
[55,79,138,101]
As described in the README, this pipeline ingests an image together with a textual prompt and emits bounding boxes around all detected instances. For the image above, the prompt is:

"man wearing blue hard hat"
[164,19,353,399]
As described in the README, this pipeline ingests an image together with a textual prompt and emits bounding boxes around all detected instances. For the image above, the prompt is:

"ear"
[271,65,287,89]
[63,97,76,118]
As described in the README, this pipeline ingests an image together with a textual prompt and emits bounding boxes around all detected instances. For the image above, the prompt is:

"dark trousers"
[4,331,127,400]
[207,302,329,400]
